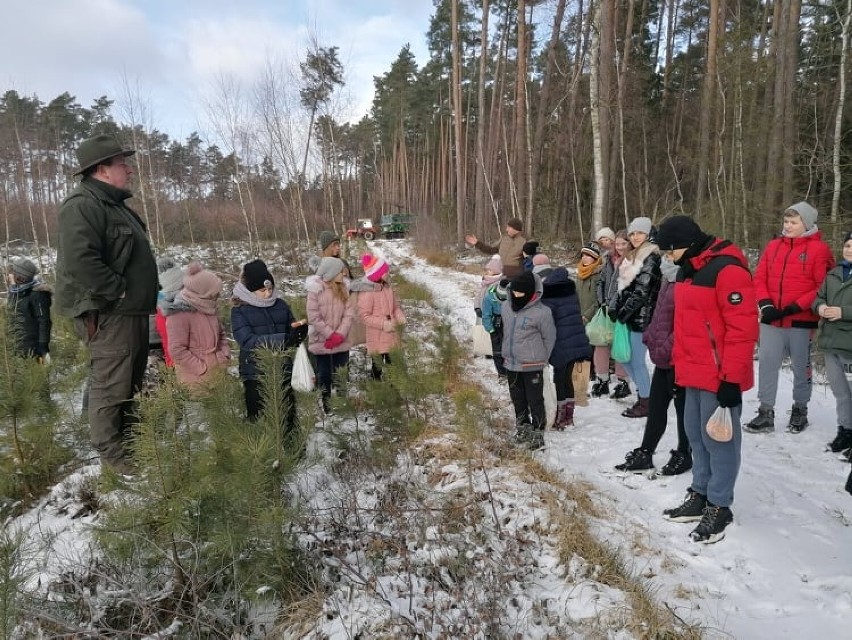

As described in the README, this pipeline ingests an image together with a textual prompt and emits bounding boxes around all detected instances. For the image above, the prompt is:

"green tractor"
[379,213,415,239]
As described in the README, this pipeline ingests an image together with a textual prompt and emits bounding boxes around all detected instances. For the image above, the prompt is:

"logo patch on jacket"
[728,292,743,305]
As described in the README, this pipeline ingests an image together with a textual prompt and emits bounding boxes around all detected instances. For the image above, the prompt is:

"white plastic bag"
[292,344,315,393]
[543,365,557,429]
[472,323,493,357]
[706,406,733,442]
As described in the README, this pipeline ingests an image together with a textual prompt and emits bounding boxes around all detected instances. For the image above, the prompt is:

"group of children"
[471,202,852,542]
[4,238,404,453]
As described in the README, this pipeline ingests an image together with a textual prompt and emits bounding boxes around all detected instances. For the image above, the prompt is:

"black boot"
[614,448,653,473]
[591,378,610,398]
[610,379,631,400]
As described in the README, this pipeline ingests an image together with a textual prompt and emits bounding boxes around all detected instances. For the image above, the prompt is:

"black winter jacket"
[7,283,52,357]
[541,268,593,367]
[231,298,297,380]
[615,243,661,333]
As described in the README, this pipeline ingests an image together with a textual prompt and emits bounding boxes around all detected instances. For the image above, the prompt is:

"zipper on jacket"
[777,239,792,310]
[706,321,721,369]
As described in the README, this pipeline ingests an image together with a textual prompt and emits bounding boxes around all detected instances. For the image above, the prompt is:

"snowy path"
[375,239,852,639]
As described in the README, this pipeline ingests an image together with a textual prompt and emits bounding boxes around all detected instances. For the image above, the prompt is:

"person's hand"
[464,234,478,246]
[716,381,741,408]
[324,332,345,350]
[821,305,843,322]
[285,323,309,348]
[760,305,784,324]
[782,303,801,316]
[607,307,618,322]
[38,353,52,366]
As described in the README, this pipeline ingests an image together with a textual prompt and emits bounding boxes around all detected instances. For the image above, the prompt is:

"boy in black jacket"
[6,257,52,362]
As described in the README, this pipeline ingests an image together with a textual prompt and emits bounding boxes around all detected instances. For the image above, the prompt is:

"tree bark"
[451,0,466,245]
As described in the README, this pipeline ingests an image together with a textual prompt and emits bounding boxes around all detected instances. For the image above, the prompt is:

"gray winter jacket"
[500,276,557,372]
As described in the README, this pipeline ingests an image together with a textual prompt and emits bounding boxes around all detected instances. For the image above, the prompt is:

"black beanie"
[522,241,539,256]
[242,259,274,292]
[511,271,536,295]
[655,215,710,251]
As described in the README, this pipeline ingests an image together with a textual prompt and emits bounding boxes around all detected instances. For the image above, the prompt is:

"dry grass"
[417,247,457,268]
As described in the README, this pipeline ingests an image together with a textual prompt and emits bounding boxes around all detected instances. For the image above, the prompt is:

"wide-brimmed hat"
[74,134,134,175]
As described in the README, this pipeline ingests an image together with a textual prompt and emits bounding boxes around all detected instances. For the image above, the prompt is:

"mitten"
[324,332,345,350]
[716,380,742,408]
[284,324,309,348]
[760,305,784,324]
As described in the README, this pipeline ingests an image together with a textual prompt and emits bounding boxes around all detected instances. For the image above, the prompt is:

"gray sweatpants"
[757,324,813,408]
[685,388,742,508]
[74,313,149,466]
[824,351,852,429]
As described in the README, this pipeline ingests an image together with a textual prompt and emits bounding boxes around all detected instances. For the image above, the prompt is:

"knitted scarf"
[232,281,280,308]
[576,258,602,281]
[8,279,37,295]
[175,290,218,315]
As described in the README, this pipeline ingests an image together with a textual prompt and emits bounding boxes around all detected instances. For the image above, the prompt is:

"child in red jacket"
[745,202,835,434]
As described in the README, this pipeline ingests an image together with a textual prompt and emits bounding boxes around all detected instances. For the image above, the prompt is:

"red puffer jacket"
[672,239,758,393]
[754,231,835,328]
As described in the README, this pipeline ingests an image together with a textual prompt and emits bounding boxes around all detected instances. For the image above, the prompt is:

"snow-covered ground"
[375,239,852,640]
[8,238,851,638]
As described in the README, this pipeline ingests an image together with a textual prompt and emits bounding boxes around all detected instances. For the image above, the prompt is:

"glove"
[284,324,309,349]
[716,381,742,408]
[324,332,345,350]
[782,303,801,316]
[607,307,618,322]
[760,305,784,324]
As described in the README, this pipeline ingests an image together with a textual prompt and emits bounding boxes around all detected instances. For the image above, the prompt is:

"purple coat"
[642,277,675,368]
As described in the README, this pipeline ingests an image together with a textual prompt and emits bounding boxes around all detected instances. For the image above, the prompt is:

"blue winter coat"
[541,268,593,367]
[231,298,296,380]
[481,285,505,333]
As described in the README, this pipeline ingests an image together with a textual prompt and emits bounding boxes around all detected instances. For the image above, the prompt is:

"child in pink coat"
[165,262,230,389]
[306,257,355,413]
[358,253,406,379]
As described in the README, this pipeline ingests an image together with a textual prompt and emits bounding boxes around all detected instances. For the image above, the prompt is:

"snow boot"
[660,449,692,476]
[610,378,631,400]
[622,397,649,418]
[553,401,575,431]
[690,503,734,544]
[591,377,610,398]
[744,406,775,433]
[513,422,533,445]
[614,447,654,473]
[787,405,809,433]
[828,428,852,453]
[663,489,707,523]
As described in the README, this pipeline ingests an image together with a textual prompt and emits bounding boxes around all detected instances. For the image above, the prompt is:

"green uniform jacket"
[575,268,601,324]
[55,177,158,318]
[813,265,852,357]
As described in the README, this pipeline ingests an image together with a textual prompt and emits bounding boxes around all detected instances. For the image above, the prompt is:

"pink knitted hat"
[361,253,390,282]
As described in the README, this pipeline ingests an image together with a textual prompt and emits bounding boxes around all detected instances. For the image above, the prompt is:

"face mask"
[511,292,532,312]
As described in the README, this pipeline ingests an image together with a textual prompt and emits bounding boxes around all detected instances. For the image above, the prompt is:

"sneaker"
[663,489,707,522]
[526,430,545,450]
[513,423,533,445]
[744,406,775,433]
[614,448,654,473]
[610,379,631,400]
[827,428,852,453]
[787,406,809,433]
[591,378,610,398]
[660,449,693,476]
[689,504,734,544]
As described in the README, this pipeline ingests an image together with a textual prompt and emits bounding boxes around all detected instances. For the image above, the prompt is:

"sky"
[0,0,435,141]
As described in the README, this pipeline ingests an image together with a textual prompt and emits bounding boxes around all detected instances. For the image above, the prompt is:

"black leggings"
[639,366,688,453]
[552,362,576,402]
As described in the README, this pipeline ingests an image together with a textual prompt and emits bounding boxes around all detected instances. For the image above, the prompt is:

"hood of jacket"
[618,242,659,291]
[541,267,577,299]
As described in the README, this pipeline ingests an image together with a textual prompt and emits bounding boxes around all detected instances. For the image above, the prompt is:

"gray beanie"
[316,257,345,282]
[785,202,818,230]
[158,265,184,294]
[10,257,38,282]
[319,230,340,251]
[627,217,653,236]
[156,256,177,273]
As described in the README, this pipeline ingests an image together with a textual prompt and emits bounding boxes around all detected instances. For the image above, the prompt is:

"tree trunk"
[590,0,614,232]
[781,0,802,207]
[451,0,466,245]
[514,0,530,229]
[832,0,852,234]
[695,0,720,218]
